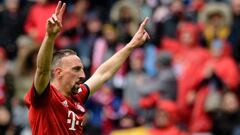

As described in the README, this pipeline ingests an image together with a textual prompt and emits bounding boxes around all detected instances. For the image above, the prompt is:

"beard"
[70,78,84,94]
[71,84,80,94]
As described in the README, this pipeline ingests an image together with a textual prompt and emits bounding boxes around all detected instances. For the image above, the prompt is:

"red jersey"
[24,83,90,135]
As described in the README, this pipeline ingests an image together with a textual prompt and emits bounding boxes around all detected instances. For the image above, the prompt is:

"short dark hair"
[51,49,77,78]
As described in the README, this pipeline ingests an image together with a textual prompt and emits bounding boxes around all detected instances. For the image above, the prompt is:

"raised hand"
[46,1,66,37]
[129,17,150,48]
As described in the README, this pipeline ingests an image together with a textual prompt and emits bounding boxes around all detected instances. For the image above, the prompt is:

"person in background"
[0,0,27,59]
[198,2,231,47]
[228,0,240,66]
[212,91,240,135]
[134,51,177,101]
[12,35,38,134]
[123,48,147,111]
[24,0,58,44]
[149,100,190,135]
[189,38,239,133]
[0,47,14,134]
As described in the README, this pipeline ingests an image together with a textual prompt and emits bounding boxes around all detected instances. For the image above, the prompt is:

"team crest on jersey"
[75,103,85,112]
[62,100,68,107]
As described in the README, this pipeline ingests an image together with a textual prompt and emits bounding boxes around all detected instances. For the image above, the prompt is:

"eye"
[72,66,82,72]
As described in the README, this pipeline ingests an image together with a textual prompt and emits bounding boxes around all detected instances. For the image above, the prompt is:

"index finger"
[55,1,62,15]
[139,17,149,30]
[58,2,66,20]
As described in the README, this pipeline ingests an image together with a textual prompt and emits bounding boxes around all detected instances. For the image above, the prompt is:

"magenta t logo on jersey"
[67,110,80,131]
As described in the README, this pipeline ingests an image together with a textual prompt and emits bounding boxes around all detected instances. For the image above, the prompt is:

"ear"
[53,67,63,79]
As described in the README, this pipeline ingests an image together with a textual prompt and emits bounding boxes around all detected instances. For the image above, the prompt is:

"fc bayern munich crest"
[75,103,85,112]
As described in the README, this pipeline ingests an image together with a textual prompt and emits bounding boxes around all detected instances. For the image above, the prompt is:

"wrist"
[45,33,58,39]
[126,41,137,50]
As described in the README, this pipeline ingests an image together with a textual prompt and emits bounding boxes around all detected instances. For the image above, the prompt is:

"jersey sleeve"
[76,84,90,104]
[24,82,51,108]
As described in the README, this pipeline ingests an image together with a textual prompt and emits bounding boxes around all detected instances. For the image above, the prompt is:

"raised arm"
[85,17,150,95]
[34,1,66,95]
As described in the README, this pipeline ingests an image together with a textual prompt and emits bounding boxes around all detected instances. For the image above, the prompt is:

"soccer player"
[24,1,150,135]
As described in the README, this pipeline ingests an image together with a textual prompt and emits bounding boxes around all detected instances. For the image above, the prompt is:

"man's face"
[179,31,195,47]
[232,0,240,15]
[222,92,239,113]
[57,55,86,94]
[154,110,170,128]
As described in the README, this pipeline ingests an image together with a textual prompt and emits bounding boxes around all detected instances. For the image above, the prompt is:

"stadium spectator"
[189,38,239,133]
[149,100,190,135]
[0,47,14,134]
[24,0,57,44]
[163,22,210,125]
[12,35,38,134]
[0,0,27,59]
[228,0,240,65]
[212,91,240,135]
[198,2,232,47]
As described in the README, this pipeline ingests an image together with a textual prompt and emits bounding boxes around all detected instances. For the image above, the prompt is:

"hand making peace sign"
[46,1,66,37]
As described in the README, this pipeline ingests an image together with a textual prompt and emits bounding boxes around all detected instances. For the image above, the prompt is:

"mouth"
[71,79,84,93]
[72,85,79,94]
[72,82,81,93]
[75,80,83,85]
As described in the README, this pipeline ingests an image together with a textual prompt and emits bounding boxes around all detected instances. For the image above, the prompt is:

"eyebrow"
[72,66,83,70]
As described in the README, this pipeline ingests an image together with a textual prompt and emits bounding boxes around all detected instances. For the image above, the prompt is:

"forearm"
[34,34,56,93]
[96,43,133,80]
[85,43,135,94]
[36,34,55,72]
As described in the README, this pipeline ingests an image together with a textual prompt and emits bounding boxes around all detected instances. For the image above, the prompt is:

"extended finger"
[55,1,62,15]
[58,2,66,21]
[140,17,149,30]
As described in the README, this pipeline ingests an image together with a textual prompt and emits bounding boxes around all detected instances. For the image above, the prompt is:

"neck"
[52,80,71,97]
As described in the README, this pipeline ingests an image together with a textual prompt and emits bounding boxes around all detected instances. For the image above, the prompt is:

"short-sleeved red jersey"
[24,83,90,135]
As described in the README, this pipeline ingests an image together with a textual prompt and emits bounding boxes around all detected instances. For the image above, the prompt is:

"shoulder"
[74,84,90,104]
[24,82,53,107]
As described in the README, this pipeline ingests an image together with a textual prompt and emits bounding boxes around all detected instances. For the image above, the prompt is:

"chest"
[49,94,87,131]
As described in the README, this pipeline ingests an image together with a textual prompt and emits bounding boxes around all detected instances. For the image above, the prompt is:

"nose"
[79,71,86,81]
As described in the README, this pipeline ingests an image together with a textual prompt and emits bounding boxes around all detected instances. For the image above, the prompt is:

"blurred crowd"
[0,0,240,135]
